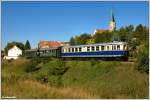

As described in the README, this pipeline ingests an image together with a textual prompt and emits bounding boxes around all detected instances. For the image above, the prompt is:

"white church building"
[4,45,22,60]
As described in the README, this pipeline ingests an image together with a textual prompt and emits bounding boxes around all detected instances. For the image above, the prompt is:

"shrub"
[136,45,149,73]
[24,60,40,73]
[35,72,48,83]
[49,60,69,76]
[90,59,98,66]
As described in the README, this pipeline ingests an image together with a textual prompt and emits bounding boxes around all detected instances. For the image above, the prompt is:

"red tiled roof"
[38,41,64,49]
[95,29,109,33]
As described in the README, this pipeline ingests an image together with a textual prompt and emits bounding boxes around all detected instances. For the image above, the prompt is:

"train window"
[117,45,120,50]
[114,45,116,50]
[87,47,90,51]
[75,48,78,52]
[96,46,99,51]
[123,45,126,50]
[79,48,82,52]
[68,48,70,52]
[101,46,104,51]
[107,46,109,50]
[72,48,74,52]
[92,46,95,51]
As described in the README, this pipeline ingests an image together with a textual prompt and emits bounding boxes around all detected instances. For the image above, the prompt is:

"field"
[1,58,149,99]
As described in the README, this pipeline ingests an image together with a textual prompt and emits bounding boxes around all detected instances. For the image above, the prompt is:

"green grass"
[1,58,149,99]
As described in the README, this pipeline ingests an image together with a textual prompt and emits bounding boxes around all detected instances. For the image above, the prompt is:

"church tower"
[109,10,116,32]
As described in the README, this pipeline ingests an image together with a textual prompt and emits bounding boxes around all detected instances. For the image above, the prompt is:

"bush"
[136,45,149,73]
[24,60,40,73]
[49,60,69,76]
[90,59,98,66]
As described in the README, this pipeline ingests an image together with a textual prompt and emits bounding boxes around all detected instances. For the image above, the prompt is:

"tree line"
[69,24,149,73]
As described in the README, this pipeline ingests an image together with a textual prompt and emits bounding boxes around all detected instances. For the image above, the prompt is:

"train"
[24,41,129,60]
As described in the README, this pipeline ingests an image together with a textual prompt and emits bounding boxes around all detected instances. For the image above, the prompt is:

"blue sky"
[1,1,149,49]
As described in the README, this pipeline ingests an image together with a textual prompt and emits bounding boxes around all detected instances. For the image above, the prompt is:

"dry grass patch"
[2,78,98,99]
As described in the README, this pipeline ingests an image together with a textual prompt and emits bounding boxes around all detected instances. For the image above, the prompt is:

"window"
[117,45,120,50]
[79,48,82,52]
[68,48,71,52]
[113,45,116,50]
[75,48,78,52]
[123,45,126,50]
[87,47,90,51]
[72,48,74,52]
[107,46,109,50]
[63,49,66,52]
[101,46,104,51]
[91,46,95,51]
[96,46,99,51]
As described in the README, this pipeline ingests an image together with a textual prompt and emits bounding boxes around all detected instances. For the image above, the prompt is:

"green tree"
[126,25,134,32]
[25,40,31,50]
[136,44,149,73]
[93,32,112,43]
[73,33,91,45]
[79,33,91,44]
[69,37,76,45]
[86,38,95,44]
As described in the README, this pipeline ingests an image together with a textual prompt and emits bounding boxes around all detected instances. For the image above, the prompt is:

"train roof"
[39,47,59,50]
[62,41,127,48]
[25,47,59,52]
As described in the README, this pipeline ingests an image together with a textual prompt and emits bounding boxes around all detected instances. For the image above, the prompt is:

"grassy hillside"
[1,58,148,99]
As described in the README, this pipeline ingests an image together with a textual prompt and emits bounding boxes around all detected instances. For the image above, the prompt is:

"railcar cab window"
[68,48,71,52]
[101,46,104,51]
[63,49,66,53]
[112,45,116,50]
[92,46,95,51]
[46,50,49,53]
[72,48,74,52]
[107,46,109,51]
[87,47,90,51]
[96,46,99,51]
[79,47,82,52]
[75,48,78,52]
[117,45,120,50]
[123,45,127,50]
[64,49,66,53]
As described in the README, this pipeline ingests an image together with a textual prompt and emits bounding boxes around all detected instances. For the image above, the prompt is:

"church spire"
[111,10,115,22]
[109,9,116,32]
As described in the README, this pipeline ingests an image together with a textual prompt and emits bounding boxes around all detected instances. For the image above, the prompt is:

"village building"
[38,41,69,49]
[93,11,116,34]
[4,45,22,60]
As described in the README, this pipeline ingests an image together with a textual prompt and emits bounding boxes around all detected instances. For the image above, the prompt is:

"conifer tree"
[25,40,31,50]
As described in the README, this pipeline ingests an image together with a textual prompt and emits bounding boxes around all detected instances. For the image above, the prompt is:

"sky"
[1,1,149,49]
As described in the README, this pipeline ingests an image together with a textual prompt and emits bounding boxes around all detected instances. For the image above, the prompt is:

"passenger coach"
[61,41,128,60]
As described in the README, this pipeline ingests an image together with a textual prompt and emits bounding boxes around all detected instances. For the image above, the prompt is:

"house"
[4,45,22,60]
[93,29,109,34]
[38,41,65,49]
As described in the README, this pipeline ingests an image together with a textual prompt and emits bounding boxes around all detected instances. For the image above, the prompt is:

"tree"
[93,32,112,43]
[126,25,134,32]
[72,33,91,45]
[86,38,94,44]
[79,33,91,44]
[136,44,149,73]
[69,37,76,45]
[25,40,31,50]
